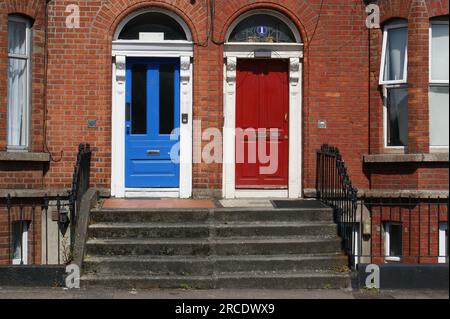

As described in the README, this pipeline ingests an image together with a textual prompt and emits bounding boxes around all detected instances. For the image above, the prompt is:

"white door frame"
[111,42,193,198]
[222,42,304,199]
[110,8,194,199]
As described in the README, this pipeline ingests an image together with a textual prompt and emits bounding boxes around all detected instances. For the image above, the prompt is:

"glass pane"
[390,224,403,257]
[12,222,21,260]
[431,24,449,82]
[131,64,147,135]
[8,20,27,55]
[159,64,175,135]
[384,27,407,82]
[7,58,27,147]
[429,86,449,147]
[229,14,296,43]
[387,87,408,146]
[118,12,187,40]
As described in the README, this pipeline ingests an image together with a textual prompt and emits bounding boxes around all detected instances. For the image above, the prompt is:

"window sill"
[363,153,449,164]
[0,151,50,162]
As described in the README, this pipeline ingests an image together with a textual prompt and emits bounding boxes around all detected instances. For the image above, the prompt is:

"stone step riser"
[88,224,338,239]
[91,211,209,224]
[88,227,210,239]
[82,276,351,290]
[91,210,334,224]
[83,257,348,276]
[86,241,342,257]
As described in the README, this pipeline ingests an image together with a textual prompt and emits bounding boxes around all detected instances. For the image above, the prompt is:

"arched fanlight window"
[117,11,188,41]
[228,13,298,43]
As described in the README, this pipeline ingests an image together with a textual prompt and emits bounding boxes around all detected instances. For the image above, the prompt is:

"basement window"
[439,222,448,264]
[429,17,449,148]
[12,221,29,265]
[380,20,408,148]
[384,222,402,262]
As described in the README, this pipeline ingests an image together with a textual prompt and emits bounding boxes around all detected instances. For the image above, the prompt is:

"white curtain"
[384,28,407,82]
[431,24,449,82]
[429,86,449,147]
[7,20,28,148]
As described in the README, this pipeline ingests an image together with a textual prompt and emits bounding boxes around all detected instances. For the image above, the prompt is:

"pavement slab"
[0,287,447,299]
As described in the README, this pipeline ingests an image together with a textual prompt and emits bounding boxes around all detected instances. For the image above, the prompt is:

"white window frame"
[12,221,29,265]
[384,221,402,262]
[382,84,408,149]
[7,15,32,151]
[429,19,449,150]
[379,21,409,86]
[352,223,360,266]
[380,21,409,149]
[439,222,448,264]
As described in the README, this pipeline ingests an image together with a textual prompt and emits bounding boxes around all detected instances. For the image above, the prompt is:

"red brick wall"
[369,0,449,155]
[38,0,373,192]
[369,200,448,264]
[367,163,449,190]
[0,0,447,195]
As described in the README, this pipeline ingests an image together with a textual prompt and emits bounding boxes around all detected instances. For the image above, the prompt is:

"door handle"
[146,150,161,156]
[126,124,131,135]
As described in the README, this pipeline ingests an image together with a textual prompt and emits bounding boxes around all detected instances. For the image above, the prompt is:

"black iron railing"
[357,196,449,265]
[0,144,91,266]
[316,144,359,266]
[316,144,449,267]
[69,144,91,251]
[3,194,71,265]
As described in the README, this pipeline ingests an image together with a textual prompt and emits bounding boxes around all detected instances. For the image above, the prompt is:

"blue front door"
[125,58,180,188]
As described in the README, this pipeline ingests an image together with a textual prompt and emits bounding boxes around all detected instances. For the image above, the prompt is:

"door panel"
[125,58,180,188]
[236,59,289,189]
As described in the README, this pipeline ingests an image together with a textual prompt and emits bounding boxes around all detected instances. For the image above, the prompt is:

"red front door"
[235,59,289,189]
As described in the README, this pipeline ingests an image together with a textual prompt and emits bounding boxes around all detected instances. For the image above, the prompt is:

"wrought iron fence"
[2,194,71,265]
[0,144,91,266]
[69,144,91,250]
[316,144,359,266]
[316,144,449,268]
[357,196,449,265]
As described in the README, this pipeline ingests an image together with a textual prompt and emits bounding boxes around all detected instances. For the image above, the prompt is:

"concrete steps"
[88,222,338,239]
[83,254,349,276]
[82,272,350,290]
[82,206,351,289]
[85,237,343,256]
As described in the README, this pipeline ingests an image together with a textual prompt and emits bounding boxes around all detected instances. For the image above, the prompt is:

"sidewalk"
[0,287,448,299]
